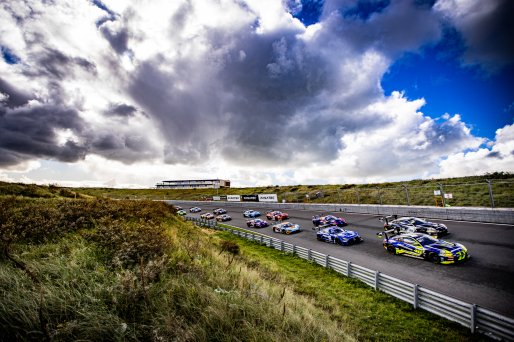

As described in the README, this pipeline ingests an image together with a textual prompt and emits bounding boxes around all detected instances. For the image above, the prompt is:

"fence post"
[280,241,284,252]
[374,271,379,290]
[347,261,352,277]
[438,184,446,207]
[260,235,263,244]
[413,284,419,309]
[325,255,329,268]
[377,188,383,205]
[470,304,477,333]
[292,244,296,255]
[307,249,312,261]
[487,180,495,209]
[403,185,410,206]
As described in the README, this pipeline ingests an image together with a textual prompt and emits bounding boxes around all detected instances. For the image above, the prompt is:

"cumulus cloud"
[0,0,509,186]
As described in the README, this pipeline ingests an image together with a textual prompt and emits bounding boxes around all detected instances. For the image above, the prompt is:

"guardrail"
[186,216,514,341]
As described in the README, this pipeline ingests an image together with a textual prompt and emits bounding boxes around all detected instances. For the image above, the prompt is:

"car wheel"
[336,239,345,246]
[285,230,291,235]
[428,253,441,263]
[387,245,396,255]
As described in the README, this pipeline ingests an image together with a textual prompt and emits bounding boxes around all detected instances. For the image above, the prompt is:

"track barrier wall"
[186,216,514,341]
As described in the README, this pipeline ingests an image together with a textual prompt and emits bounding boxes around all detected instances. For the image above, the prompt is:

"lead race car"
[266,210,289,221]
[243,210,261,218]
[315,225,363,246]
[312,214,347,227]
[380,215,448,237]
[378,228,469,264]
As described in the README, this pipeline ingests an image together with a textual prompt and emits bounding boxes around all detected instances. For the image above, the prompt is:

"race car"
[246,218,269,228]
[379,230,469,264]
[201,213,215,220]
[316,226,363,246]
[216,214,232,222]
[312,214,348,227]
[189,207,201,213]
[174,205,183,211]
[272,222,301,234]
[213,208,227,215]
[266,210,289,221]
[380,215,448,237]
[243,210,261,218]
[177,209,187,216]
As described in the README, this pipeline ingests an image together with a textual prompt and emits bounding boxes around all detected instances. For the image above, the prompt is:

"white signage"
[444,193,453,199]
[227,195,241,202]
[213,196,221,201]
[434,190,441,196]
[258,194,278,202]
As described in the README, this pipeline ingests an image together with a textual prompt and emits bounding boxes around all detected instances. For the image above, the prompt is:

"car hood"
[427,241,464,252]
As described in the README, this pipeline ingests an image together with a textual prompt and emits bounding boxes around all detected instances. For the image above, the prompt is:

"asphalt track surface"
[175,201,514,317]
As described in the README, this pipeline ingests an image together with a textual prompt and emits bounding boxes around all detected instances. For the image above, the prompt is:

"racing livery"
[266,210,289,221]
[177,209,187,216]
[213,208,227,215]
[216,214,232,222]
[189,207,201,213]
[201,213,215,220]
[243,210,261,218]
[381,215,448,237]
[316,226,363,245]
[272,222,301,234]
[380,230,469,264]
[312,214,348,227]
[246,218,269,228]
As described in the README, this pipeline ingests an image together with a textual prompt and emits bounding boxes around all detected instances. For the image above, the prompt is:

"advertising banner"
[258,194,278,202]
[227,195,241,202]
[220,195,227,201]
[213,196,221,201]
[242,194,259,202]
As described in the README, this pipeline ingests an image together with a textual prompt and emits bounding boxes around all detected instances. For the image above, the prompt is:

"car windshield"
[283,223,292,228]
[415,235,438,246]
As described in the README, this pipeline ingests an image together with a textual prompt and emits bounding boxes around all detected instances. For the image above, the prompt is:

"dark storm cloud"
[0,104,88,166]
[0,78,33,108]
[451,0,514,71]
[100,25,130,54]
[31,48,97,78]
[105,103,138,117]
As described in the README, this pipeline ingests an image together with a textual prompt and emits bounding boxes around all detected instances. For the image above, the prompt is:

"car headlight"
[426,228,436,233]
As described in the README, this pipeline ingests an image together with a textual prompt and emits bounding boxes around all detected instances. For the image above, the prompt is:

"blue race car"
[189,207,201,213]
[380,231,469,264]
[243,210,261,218]
[272,222,301,234]
[246,218,269,228]
[312,214,347,227]
[316,226,363,245]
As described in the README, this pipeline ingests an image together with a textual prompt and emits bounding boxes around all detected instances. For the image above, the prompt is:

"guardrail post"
[470,304,477,333]
[487,180,495,209]
[374,271,379,290]
[307,249,311,261]
[325,255,329,268]
[347,261,352,277]
[280,241,284,252]
[260,235,263,244]
[413,284,419,309]
[292,244,296,255]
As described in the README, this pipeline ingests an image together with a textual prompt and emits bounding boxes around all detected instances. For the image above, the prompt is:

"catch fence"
[187,217,514,341]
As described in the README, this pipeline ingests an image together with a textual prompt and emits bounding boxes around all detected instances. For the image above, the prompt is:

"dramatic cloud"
[0,0,512,187]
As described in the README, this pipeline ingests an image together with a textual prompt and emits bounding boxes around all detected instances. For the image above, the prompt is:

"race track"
[174,201,514,317]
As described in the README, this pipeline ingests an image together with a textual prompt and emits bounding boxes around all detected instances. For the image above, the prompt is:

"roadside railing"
[186,216,514,341]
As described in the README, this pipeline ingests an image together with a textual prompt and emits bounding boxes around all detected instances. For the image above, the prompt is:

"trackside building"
[155,179,231,189]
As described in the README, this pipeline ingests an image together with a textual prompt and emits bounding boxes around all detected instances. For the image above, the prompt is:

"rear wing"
[379,214,398,226]
[312,222,335,231]
[376,227,401,242]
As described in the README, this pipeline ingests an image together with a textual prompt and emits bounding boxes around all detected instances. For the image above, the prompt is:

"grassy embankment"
[0,193,482,340]
[74,173,513,208]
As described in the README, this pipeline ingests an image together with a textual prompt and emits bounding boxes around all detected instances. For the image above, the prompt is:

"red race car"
[266,210,289,221]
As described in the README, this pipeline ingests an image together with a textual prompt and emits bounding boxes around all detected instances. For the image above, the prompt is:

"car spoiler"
[312,223,338,231]
[379,214,398,225]
[376,227,401,242]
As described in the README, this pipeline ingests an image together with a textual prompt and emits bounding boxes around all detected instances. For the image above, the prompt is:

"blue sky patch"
[289,0,324,26]
[1,46,20,65]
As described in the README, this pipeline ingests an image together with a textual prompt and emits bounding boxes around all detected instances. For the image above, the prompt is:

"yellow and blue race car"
[379,230,469,264]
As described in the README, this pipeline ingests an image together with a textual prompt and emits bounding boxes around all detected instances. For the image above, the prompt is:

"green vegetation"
[0,195,481,340]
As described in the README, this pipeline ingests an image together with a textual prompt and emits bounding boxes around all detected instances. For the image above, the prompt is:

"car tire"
[285,230,291,235]
[428,253,441,263]
[387,245,396,255]
[336,239,344,246]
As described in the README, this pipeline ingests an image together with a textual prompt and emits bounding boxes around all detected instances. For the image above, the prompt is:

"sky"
[0,0,513,188]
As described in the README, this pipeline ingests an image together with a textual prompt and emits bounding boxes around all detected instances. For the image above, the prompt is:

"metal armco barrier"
[186,216,514,341]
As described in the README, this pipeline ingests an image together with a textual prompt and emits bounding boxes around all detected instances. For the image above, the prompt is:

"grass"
[0,197,484,341]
